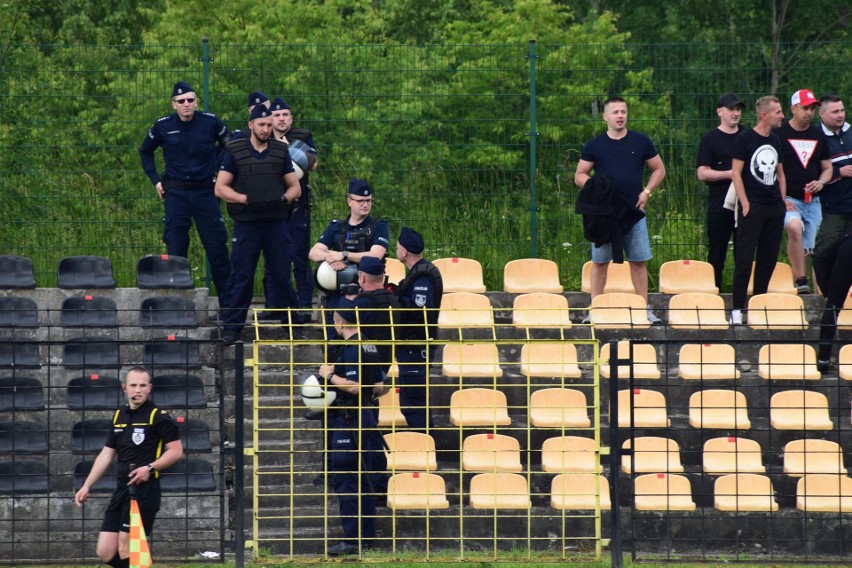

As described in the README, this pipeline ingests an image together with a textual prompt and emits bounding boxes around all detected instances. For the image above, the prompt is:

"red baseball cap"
[791,89,818,107]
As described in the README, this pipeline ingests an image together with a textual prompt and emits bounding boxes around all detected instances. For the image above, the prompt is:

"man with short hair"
[730,95,788,324]
[775,89,832,294]
[815,94,852,262]
[138,81,233,308]
[74,367,184,568]
[394,227,443,430]
[696,93,745,291]
[215,104,301,344]
[574,96,666,323]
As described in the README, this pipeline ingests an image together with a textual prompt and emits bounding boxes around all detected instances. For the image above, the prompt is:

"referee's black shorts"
[101,479,161,536]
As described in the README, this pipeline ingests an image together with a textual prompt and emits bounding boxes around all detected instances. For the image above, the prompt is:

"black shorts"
[101,479,161,536]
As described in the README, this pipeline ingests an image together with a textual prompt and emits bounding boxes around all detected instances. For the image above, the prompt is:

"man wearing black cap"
[348,256,400,375]
[317,298,387,556]
[138,81,234,308]
[214,104,301,344]
[309,179,389,338]
[394,227,443,430]
[696,93,745,291]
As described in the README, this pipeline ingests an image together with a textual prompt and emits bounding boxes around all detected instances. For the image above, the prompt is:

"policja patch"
[414,294,427,307]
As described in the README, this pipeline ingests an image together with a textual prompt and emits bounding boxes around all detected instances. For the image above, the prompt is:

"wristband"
[326,372,334,386]
[817,179,825,186]
[642,189,651,197]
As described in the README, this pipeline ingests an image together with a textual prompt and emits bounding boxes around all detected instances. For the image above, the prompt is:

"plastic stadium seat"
[714,473,779,512]
[66,375,122,410]
[841,344,852,381]
[529,388,590,428]
[383,432,437,471]
[634,473,696,511]
[377,387,408,428]
[783,439,845,477]
[581,261,634,294]
[747,293,807,330]
[0,376,44,411]
[441,343,503,378]
[550,473,611,510]
[541,436,601,474]
[159,458,216,492]
[384,258,406,286]
[0,255,36,288]
[599,341,660,380]
[175,417,212,452]
[0,338,41,369]
[614,389,670,428]
[747,261,796,295]
[144,338,201,368]
[519,343,581,379]
[136,255,194,289]
[63,337,120,368]
[512,293,572,329]
[689,390,751,429]
[151,374,206,409]
[667,293,728,330]
[0,420,48,454]
[462,433,522,472]
[433,257,486,293]
[469,472,531,509]
[58,255,115,289]
[590,293,651,329]
[450,388,511,427]
[71,419,113,454]
[703,437,765,475]
[503,259,563,293]
[839,297,852,331]
[0,461,49,494]
[659,259,719,295]
[0,296,38,327]
[758,344,821,380]
[770,389,833,430]
[74,460,117,493]
[139,295,198,328]
[678,343,740,381]
[438,292,493,329]
[386,472,449,510]
[796,474,852,513]
[60,295,118,327]
[621,437,684,474]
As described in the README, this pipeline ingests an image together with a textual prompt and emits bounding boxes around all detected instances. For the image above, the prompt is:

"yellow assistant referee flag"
[129,498,152,568]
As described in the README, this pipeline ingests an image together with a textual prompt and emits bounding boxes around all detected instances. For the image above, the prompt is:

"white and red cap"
[791,89,818,107]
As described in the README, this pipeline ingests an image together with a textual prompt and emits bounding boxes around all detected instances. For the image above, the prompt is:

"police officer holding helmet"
[309,179,388,338]
[347,256,400,375]
[138,81,234,308]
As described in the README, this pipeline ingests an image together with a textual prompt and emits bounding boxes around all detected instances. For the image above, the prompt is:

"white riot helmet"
[301,375,337,409]
[314,260,359,293]
[289,140,312,180]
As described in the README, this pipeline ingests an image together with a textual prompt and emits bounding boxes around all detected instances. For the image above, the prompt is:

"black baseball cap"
[717,93,745,110]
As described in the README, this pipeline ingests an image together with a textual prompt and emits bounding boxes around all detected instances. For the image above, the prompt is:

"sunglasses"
[173,97,196,104]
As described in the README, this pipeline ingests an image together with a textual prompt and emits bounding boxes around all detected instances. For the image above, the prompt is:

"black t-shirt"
[696,126,743,212]
[580,130,658,202]
[732,129,784,204]
[105,400,180,477]
[774,122,830,201]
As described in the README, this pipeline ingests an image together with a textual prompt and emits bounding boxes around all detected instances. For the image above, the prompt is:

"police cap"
[250,105,272,121]
[334,298,359,325]
[358,256,384,276]
[248,91,269,108]
[172,81,194,98]
[348,178,373,197]
[398,226,424,254]
[270,97,291,111]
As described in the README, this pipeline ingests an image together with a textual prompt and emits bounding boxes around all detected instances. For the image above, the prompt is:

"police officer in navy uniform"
[394,227,443,431]
[138,81,234,307]
[74,367,183,568]
[309,179,389,338]
[347,256,400,375]
[318,299,387,556]
[215,104,301,345]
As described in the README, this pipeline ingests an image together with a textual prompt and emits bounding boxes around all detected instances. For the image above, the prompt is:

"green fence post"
[528,39,538,258]
[200,37,213,291]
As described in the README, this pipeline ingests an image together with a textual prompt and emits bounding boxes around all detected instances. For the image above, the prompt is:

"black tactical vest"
[225,138,290,222]
[396,260,443,341]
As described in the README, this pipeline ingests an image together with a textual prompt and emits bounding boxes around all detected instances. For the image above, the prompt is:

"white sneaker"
[730,309,742,325]
[646,306,662,325]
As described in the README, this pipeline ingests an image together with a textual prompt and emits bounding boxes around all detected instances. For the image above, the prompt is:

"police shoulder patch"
[156,115,171,123]
[414,294,427,307]
[201,111,218,118]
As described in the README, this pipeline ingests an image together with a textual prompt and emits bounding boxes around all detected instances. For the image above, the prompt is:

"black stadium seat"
[63,337,120,368]
[58,256,115,289]
[136,255,194,289]
[0,461,49,494]
[66,374,123,410]
[74,460,116,493]
[139,296,198,328]
[71,419,113,454]
[0,339,41,369]
[0,296,38,327]
[151,374,206,409]
[0,420,48,454]
[0,376,45,411]
[176,417,213,452]
[0,255,36,289]
[144,339,200,368]
[61,295,118,327]
[160,458,216,492]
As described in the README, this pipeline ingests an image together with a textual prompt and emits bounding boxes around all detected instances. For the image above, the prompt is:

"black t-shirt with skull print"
[105,399,180,477]
[733,128,785,205]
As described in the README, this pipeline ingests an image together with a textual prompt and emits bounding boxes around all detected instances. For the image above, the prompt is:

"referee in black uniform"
[75,367,183,568]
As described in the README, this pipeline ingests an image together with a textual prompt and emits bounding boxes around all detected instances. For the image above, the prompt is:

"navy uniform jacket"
[139,111,231,186]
